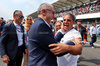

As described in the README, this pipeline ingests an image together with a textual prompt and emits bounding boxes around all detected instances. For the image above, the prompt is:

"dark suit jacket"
[28,17,75,66]
[28,17,57,66]
[0,22,26,60]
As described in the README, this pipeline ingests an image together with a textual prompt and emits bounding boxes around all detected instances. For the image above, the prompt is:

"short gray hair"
[37,3,51,15]
[13,10,22,16]
[63,13,76,21]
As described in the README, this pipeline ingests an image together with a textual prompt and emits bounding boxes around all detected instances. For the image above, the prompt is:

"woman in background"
[54,21,62,36]
[22,16,33,66]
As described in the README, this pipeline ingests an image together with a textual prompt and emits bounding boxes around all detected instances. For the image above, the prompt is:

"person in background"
[90,22,97,48]
[22,19,25,27]
[54,21,62,36]
[33,18,37,22]
[0,17,3,37]
[84,25,88,41]
[22,16,33,66]
[74,20,86,62]
[75,20,87,44]
[0,10,27,66]
[74,25,77,29]
[51,17,57,33]
[6,19,13,24]
[53,18,57,26]
[1,17,6,26]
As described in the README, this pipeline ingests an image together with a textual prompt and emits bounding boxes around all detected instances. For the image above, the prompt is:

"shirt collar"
[39,17,50,28]
[13,22,21,27]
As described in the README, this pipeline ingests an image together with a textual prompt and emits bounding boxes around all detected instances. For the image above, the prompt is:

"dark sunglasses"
[19,16,24,18]
[27,19,32,20]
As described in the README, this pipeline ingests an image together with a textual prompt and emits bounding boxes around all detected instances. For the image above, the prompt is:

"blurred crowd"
[54,0,100,18]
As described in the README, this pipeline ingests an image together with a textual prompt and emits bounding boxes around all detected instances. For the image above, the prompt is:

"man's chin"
[64,28,68,31]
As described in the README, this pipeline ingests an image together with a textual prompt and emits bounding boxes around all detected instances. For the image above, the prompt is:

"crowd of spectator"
[55,0,100,18]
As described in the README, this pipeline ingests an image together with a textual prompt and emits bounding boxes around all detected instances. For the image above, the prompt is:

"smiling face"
[55,22,62,31]
[63,14,75,31]
[26,16,32,24]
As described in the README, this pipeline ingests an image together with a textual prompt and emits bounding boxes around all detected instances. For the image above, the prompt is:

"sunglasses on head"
[19,16,24,18]
[27,19,32,20]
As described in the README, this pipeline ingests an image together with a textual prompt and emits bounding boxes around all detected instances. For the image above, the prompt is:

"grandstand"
[28,0,100,28]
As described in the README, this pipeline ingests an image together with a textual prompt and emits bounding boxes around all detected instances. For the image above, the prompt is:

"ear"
[42,9,46,16]
[13,14,16,18]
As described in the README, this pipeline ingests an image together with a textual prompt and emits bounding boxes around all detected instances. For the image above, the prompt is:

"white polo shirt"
[57,29,81,66]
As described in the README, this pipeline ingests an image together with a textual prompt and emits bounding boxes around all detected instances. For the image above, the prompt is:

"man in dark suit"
[0,10,27,66]
[28,3,82,66]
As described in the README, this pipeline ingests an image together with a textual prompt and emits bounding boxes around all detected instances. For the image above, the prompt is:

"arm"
[0,25,8,57]
[56,41,75,57]
[28,23,57,52]
[84,28,87,41]
[37,24,57,51]
[54,32,64,42]
[0,25,10,63]
[49,43,82,55]
[49,37,82,55]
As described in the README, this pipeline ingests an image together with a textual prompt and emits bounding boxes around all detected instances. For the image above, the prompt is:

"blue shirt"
[13,22,23,46]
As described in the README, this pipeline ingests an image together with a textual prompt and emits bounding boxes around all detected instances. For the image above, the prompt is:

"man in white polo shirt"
[49,13,82,66]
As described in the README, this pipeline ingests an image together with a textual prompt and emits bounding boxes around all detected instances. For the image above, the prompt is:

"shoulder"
[29,20,46,34]
[71,29,81,37]
[90,26,93,28]
[3,23,15,31]
[3,23,11,29]
[31,21,45,30]
[97,27,100,30]
[69,29,78,33]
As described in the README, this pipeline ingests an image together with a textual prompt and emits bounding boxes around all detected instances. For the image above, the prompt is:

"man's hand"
[72,37,82,44]
[49,43,68,55]
[49,42,82,55]
[2,56,10,63]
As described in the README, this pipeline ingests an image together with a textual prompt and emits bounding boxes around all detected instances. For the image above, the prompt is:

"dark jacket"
[0,23,26,60]
[28,17,75,66]
[74,26,87,40]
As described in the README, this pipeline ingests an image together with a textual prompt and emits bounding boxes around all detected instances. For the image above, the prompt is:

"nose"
[64,20,69,23]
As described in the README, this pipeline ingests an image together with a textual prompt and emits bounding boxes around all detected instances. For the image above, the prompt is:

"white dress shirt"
[57,29,81,66]
[13,22,23,46]
[90,26,97,36]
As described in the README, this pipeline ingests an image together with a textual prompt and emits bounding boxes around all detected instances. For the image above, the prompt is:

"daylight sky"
[0,0,58,20]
